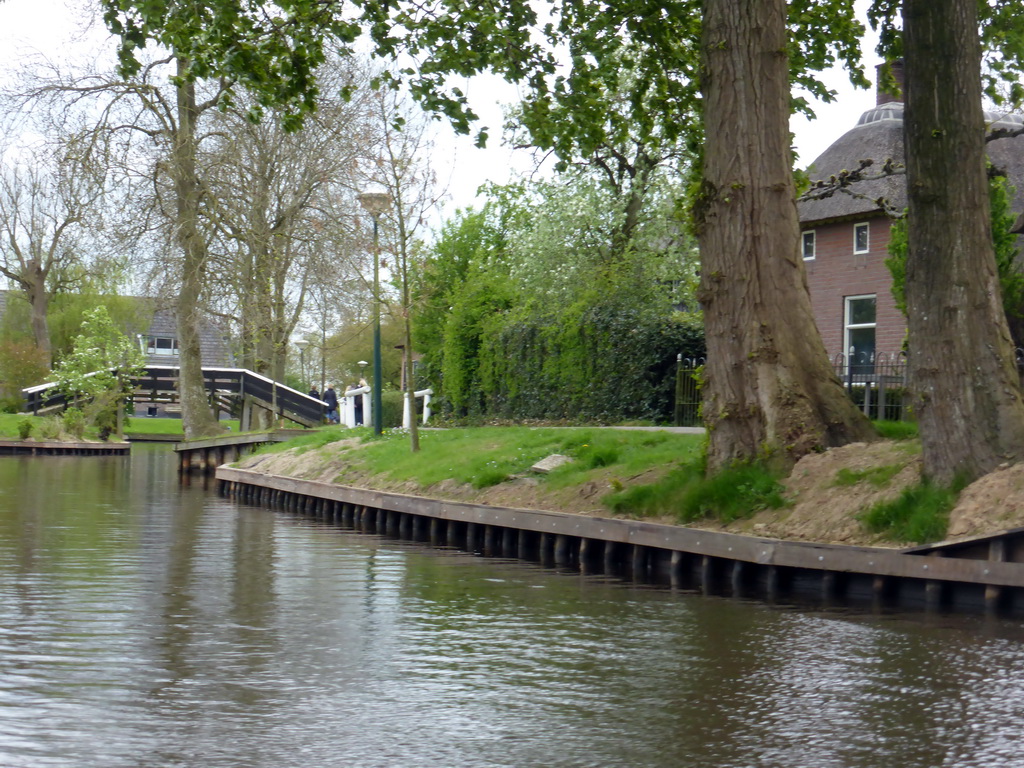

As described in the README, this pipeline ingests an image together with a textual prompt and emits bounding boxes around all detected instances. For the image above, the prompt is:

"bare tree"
[367,86,446,450]
[0,128,107,368]
[201,60,378,398]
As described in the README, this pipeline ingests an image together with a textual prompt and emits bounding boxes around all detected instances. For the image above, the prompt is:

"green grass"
[126,417,239,436]
[833,464,904,488]
[873,420,918,440]
[321,426,705,492]
[249,425,351,455]
[859,478,965,544]
[0,414,244,439]
[267,425,779,523]
[0,414,33,439]
[604,460,787,524]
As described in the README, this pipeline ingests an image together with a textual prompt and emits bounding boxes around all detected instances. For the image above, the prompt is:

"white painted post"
[404,388,434,427]
[362,389,372,429]
[343,386,370,428]
[422,389,432,424]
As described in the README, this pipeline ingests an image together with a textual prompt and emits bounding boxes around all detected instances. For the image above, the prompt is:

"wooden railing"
[21,366,326,428]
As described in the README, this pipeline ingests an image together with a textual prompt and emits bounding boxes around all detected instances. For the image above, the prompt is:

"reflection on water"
[0,445,1023,767]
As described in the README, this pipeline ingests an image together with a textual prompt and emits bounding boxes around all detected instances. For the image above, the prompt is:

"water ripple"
[0,448,1022,767]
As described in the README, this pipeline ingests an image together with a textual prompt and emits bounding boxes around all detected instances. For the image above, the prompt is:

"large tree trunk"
[23,263,52,368]
[696,0,875,474]
[173,62,224,440]
[902,0,1024,484]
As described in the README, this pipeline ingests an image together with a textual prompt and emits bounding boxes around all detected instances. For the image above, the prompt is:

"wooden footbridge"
[21,366,325,429]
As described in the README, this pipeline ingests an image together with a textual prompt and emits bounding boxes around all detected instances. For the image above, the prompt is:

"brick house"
[797,63,1024,373]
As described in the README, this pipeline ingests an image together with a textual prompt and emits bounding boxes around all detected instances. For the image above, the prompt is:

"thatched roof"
[798,102,1024,226]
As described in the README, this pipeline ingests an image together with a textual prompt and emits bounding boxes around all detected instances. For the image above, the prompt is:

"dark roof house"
[0,291,234,368]
[139,305,234,368]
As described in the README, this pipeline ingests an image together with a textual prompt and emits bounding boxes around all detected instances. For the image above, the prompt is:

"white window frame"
[844,294,877,375]
[146,336,180,357]
[801,230,816,261]
[853,222,870,254]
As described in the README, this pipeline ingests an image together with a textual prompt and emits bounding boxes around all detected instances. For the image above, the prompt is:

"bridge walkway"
[21,365,326,429]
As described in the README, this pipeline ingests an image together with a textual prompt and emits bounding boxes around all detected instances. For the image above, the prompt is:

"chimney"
[876,60,905,106]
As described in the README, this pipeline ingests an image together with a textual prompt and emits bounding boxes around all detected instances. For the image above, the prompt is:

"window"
[844,295,876,377]
[801,230,816,261]
[146,336,179,356]
[854,222,869,254]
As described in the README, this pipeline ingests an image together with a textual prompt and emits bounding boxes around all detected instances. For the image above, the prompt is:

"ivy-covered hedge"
[418,178,705,425]
[440,298,704,423]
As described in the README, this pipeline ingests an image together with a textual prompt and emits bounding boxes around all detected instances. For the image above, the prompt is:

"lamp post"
[296,338,309,392]
[358,190,391,436]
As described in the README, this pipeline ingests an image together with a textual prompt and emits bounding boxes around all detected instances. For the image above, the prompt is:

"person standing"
[323,384,339,424]
[353,382,364,426]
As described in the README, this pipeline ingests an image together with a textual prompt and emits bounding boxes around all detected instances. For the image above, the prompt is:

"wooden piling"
[700,555,714,595]
[670,551,685,588]
[632,545,647,581]
[215,468,1024,620]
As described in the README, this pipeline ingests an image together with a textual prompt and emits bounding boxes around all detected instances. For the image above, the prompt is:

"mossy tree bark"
[902,0,1024,484]
[696,0,876,474]
[23,267,52,369]
[173,61,224,440]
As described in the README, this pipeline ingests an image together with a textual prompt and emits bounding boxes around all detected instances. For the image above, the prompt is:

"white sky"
[0,0,880,218]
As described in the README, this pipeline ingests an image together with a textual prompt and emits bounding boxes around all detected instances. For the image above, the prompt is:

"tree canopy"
[101,0,869,145]
[98,0,1024,482]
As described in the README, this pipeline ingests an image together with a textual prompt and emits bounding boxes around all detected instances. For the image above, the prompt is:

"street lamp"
[357,360,368,383]
[358,189,391,436]
[296,338,309,392]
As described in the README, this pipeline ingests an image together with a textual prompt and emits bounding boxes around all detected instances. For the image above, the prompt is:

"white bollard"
[362,390,372,428]
[403,388,434,428]
[342,386,370,428]
[422,390,432,424]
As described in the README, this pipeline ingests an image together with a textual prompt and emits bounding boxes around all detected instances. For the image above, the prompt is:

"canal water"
[1,445,1024,768]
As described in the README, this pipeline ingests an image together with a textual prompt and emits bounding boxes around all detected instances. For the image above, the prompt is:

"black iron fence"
[831,351,909,421]
[674,356,705,427]
[673,352,912,427]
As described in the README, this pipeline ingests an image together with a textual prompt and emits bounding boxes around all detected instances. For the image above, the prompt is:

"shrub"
[17,418,32,440]
[381,390,405,429]
[0,396,25,415]
[62,407,86,439]
[0,340,48,406]
[37,416,64,440]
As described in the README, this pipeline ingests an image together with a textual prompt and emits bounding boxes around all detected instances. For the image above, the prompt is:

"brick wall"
[802,215,906,362]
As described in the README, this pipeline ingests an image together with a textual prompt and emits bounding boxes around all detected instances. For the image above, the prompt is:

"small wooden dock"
[216,465,1024,620]
[175,430,308,473]
[0,440,130,456]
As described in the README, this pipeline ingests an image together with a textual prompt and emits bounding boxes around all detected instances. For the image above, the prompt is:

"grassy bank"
[0,414,240,439]
[125,417,240,436]
[251,426,794,525]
